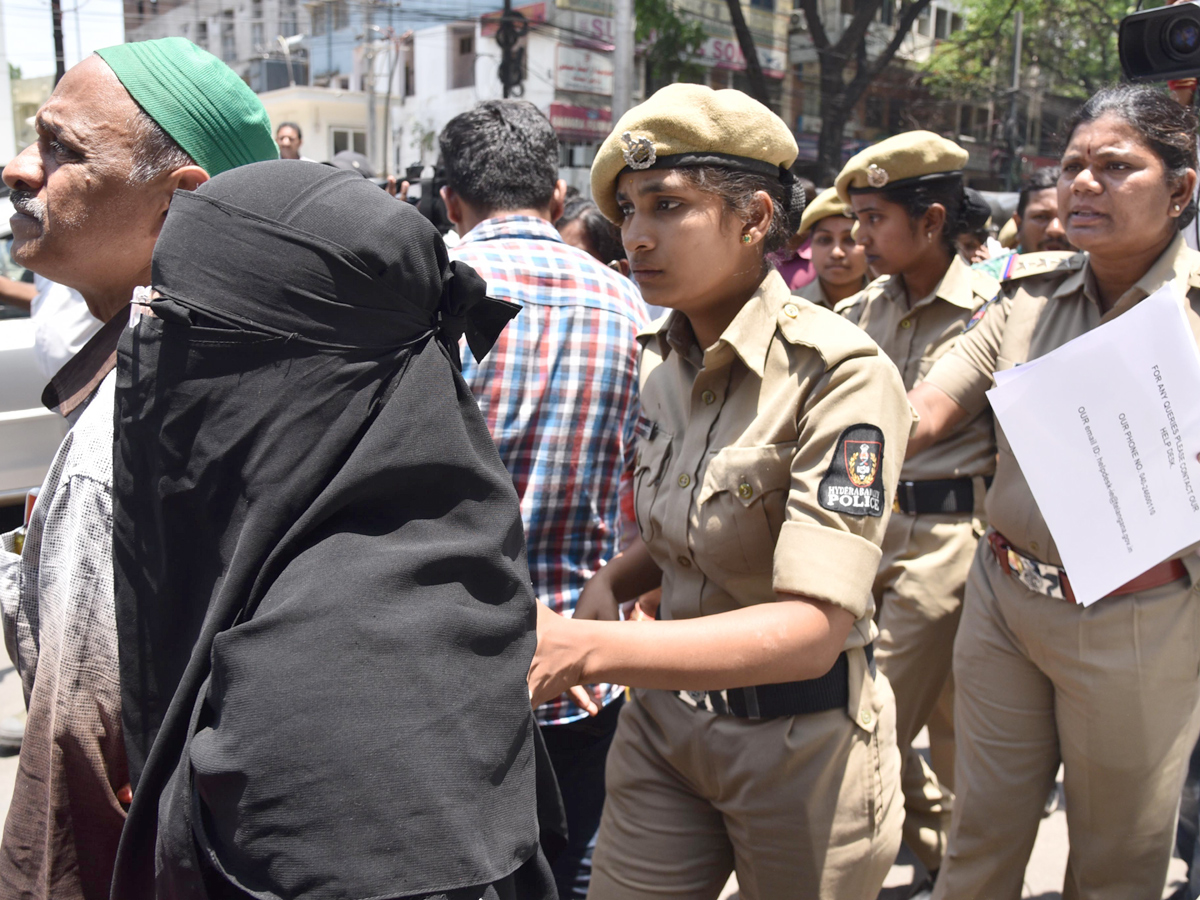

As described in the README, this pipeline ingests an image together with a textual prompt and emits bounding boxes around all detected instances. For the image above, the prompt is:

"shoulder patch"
[818,424,885,517]
[1001,251,1083,283]
[964,292,1001,332]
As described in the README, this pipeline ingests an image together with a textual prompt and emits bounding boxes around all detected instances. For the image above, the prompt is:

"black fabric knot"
[779,165,808,234]
[437,259,521,367]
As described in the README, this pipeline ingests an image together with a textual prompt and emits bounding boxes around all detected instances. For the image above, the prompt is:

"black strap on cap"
[626,150,807,233]
[846,169,964,195]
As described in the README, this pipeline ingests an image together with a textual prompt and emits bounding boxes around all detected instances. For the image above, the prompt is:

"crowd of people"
[0,30,1199,900]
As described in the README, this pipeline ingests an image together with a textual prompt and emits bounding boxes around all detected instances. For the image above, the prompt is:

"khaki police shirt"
[923,233,1200,566]
[837,255,999,483]
[634,268,910,656]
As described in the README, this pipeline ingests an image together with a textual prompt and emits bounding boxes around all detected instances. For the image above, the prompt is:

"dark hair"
[1016,166,1059,218]
[876,176,985,257]
[676,166,795,257]
[1062,85,1199,230]
[439,100,560,213]
[277,121,302,139]
[556,197,626,263]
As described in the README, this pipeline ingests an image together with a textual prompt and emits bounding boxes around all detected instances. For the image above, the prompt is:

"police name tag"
[819,424,886,517]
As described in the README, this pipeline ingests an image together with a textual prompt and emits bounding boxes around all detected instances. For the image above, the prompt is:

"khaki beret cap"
[835,131,969,204]
[591,83,799,224]
[998,215,1019,248]
[797,187,853,239]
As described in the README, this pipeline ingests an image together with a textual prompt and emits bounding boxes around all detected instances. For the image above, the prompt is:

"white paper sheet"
[985,285,1200,605]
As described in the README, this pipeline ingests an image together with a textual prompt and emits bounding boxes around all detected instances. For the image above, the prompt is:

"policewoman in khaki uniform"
[833,133,1000,887]
[528,84,910,899]
[791,187,870,310]
[909,86,1200,900]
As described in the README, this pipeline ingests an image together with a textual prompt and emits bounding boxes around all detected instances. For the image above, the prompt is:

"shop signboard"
[556,45,614,94]
[549,102,613,142]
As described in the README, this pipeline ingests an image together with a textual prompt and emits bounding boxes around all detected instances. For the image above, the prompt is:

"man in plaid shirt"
[440,101,648,899]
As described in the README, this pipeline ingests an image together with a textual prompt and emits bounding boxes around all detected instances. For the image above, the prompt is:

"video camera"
[1120,1,1200,82]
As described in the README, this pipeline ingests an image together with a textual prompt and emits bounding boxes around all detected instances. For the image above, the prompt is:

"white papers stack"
[986,285,1200,605]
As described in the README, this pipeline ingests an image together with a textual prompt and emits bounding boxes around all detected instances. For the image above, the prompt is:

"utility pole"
[612,0,633,119]
[496,0,528,98]
[1003,8,1023,191]
[364,1,377,171]
[50,0,65,84]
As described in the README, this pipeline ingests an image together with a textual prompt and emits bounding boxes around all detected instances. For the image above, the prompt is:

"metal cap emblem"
[621,132,657,170]
[866,163,889,188]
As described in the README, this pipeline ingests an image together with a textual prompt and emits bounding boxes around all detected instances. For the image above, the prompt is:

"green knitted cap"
[95,37,278,176]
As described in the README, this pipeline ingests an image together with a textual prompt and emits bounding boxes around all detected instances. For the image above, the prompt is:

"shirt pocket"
[696,443,796,575]
[633,430,673,543]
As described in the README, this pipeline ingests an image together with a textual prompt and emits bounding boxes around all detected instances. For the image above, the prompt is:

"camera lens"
[1167,15,1200,56]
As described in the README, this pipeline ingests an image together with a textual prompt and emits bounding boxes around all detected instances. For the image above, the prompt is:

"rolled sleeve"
[781,350,910,617]
[773,520,882,618]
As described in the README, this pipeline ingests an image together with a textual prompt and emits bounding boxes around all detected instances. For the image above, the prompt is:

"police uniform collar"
[1058,232,1192,315]
[880,254,974,312]
[712,269,790,378]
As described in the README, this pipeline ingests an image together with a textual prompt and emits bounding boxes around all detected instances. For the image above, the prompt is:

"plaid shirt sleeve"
[452,217,648,725]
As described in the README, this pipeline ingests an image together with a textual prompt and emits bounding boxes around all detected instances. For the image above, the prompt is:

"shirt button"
[783,303,799,318]
[900,319,912,329]
[678,473,691,488]
[860,709,873,725]
[677,555,692,568]
[702,390,716,405]
[738,482,754,500]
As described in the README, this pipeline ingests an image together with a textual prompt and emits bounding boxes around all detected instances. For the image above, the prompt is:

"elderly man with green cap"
[0,37,276,900]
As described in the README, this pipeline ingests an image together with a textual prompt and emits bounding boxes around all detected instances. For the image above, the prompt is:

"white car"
[0,192,68,530]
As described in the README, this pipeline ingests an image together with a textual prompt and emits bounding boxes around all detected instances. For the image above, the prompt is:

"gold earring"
[742,234,752,244]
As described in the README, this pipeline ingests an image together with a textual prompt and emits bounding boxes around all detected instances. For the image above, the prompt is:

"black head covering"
[111,161,559,899]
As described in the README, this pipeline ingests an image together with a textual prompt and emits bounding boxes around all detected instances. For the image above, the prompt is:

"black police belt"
[674,644,872,719]
[893,475,992,515]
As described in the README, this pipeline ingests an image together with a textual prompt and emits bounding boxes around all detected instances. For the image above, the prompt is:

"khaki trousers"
[588,676,903,900]
[874,512,978,871]
[933,540,1200,900]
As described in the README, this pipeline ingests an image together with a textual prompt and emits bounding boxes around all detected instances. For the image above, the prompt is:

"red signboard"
[549,102,612,142]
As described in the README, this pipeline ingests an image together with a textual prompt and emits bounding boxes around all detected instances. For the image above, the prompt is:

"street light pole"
[612,0,633,119]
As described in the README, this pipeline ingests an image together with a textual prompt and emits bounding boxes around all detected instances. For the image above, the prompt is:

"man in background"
[276,120,313,161]
[0,37,276,900]
[977,167,1073,279]
[439,99,648,900]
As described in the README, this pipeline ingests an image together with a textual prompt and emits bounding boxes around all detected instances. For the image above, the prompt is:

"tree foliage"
[635,0,708,93]
[923,0,1142,102]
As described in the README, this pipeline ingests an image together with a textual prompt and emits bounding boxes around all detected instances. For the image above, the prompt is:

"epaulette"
[778,298,882,370]
[1001,250,1083,282]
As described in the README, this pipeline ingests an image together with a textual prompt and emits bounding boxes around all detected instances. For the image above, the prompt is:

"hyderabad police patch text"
[818,424,886,517]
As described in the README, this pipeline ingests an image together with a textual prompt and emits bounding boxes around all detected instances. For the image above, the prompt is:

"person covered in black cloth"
[109,159,561,900]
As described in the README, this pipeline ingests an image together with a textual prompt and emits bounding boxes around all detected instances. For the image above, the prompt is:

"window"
[916,10,930,36]
[951,13,964,32]
[196,21,208,48]
[281,0,298,36]
[332,0,348,30]
[332,128,367,156]
[221,10,236,62]
[878,0,894,26]
[450,29,475,89]
[311,3,326,36]
[749,0,774,9]
[251,0,263,48]
[404,58,415,96]
[934,7,949,39]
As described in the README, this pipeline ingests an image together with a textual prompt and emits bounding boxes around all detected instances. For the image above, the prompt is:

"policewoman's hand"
[529,603,598,714]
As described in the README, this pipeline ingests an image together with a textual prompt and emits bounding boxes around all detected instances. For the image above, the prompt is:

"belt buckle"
[1008,548,1066,600]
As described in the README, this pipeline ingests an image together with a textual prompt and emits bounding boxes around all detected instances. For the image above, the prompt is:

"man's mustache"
[11,190,45,224]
